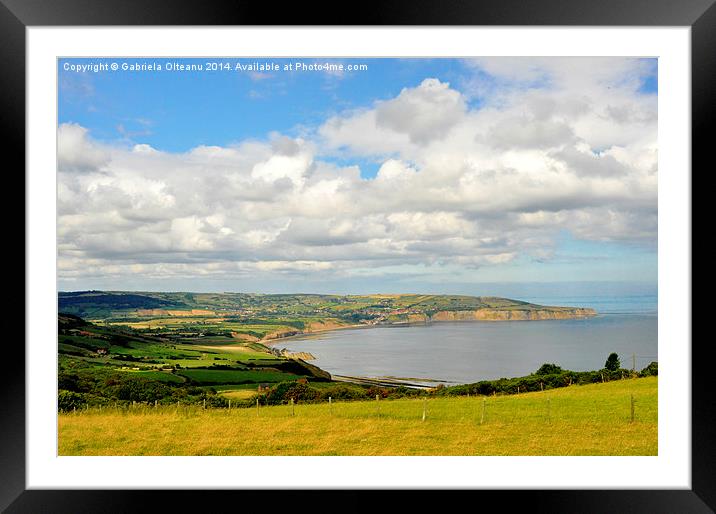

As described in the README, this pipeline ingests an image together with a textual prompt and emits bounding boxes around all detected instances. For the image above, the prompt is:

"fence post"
[290,397,295,416]
[376,394,380,417]
[256,398,260,416]
[481,397,486,424]
[329,396,332,415]
[630,394,635,423]
[422,397,427,422]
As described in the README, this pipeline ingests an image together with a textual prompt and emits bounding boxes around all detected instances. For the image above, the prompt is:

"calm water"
[281,295,657,385]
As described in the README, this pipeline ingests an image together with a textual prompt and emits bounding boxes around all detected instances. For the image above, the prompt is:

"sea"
[279,293,658,386]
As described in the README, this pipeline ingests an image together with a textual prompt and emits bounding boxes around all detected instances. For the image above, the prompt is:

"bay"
[281,295,657,386]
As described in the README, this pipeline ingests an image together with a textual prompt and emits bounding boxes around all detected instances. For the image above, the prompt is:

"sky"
[57,57,658,295]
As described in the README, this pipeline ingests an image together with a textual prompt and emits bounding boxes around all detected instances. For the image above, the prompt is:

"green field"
[58,377,657,456]
[57,311,329,413]
[176,368,301,384]
[119,370,186,383]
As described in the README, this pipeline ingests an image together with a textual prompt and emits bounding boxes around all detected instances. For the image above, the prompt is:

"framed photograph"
[5,0,710,511]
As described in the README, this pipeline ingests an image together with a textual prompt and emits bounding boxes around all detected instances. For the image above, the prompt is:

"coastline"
[260,309,600,387]
[261,322,367,346]
[260,307,597,347]
[331,374,452,389]
[266,309,659,389]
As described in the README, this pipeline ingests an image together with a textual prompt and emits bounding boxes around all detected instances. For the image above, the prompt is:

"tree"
[535,363,563,375]
[604,352,620,371]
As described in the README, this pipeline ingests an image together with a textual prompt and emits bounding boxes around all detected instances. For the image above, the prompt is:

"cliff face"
[262,307,596,340]
[306,320,350,332]
[429,308,596,322]
[263,329,302,340]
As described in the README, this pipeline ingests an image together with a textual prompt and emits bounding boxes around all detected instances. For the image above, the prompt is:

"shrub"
[58,390,85,411]
[58,372,80,392]
[366,386,390,399]
[110,377,173,402]
[264,381,321,405]
[204,394,229,408]
[387,386,421,399]
[640,361,658,377]
[319,385,369,401]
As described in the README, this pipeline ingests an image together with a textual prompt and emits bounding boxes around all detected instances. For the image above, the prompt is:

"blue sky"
[59,57,657,173]
[57,57,658,294]
[59,58,480,177]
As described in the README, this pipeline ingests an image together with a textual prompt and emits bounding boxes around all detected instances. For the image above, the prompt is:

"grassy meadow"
[59,376,657,456]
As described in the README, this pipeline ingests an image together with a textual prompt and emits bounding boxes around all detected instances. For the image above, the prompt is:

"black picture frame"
[3,0,709,511]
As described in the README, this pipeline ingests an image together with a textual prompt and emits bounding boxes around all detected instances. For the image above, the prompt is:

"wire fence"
[64,386,654,426]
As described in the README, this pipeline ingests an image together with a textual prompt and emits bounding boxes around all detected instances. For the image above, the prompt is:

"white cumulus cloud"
[57,58,657,288]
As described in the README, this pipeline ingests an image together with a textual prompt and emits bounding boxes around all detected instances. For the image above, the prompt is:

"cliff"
[388,307,596,324]
[431,307,596,321]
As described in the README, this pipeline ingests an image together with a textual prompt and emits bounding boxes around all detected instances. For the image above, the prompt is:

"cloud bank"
[57,58,657,289]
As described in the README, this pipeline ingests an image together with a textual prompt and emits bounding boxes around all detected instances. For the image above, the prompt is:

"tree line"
[58,352,657,411]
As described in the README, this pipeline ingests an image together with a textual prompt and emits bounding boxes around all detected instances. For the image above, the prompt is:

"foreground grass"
[58,377,657,456]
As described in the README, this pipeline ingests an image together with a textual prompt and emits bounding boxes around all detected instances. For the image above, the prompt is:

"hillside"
[58,313,331,410]
[58,291,596,343]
